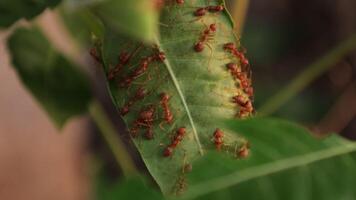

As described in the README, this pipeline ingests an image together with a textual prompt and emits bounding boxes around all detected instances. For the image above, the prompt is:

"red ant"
[108,44,144,80]
[226,63,242,79]
[120,87,147,116]
[236,142,250,158]
[226,63,251,89]
[232,93,254,118]
[119,51,165,87]
[194,8,207,16]
[224,42,255,114]
[232,95,247,107]
[223,42,249,68]
[160,92,173,125]
[163,127,186,157]
[176,0,184,5]
[130,105,156,139]
[194,23,217,52]
[119,51,130,64]
[145,127,154,140]
[108,51,132,80]
[137,105,155,127]
[129,126,139,138]
[164,0,184,7]
[238,99,253,117]
[89,47,101,63]
[194,5,224,17]
[244,87,254,98]
[213,128,224,151]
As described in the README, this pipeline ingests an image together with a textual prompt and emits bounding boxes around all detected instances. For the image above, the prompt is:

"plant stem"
[231,0,250,35]
[89,100,137,177]
[259,34,356,116]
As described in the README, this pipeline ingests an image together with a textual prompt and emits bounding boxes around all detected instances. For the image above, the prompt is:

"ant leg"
[159,22,170,28]
[129,43,144,60]
[205,42,214,71]
[159,122,166,130]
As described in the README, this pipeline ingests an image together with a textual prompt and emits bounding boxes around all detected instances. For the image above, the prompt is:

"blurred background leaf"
[7,27,92,128]
[182,118,356,200]
[0,0,61,28]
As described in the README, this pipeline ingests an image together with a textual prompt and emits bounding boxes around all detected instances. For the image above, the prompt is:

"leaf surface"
[99,0,252,194]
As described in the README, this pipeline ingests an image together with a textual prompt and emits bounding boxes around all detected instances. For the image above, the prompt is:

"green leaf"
[91,0,158,42]
[7,27,92,128]
[181,118,356,200]
[0,0,61,28]
[99,0,252,195]
[96,176,164,200]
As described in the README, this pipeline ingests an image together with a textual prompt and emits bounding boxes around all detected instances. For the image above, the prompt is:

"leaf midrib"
[155,37,204,155]
[182,142,356,199]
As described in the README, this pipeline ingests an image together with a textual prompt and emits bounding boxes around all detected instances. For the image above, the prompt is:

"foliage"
[7,27,92,127]
[99,0,251,194]
[0,0,60,27]
[3,0,356,199]
[183,118,356,199]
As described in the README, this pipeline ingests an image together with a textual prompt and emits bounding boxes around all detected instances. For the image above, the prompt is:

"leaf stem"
[154,36,204,155]
[89,100,138,177]
[259,34,356,116]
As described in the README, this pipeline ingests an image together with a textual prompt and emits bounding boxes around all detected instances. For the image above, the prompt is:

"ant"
[120,87,147,116]
[176,0,184,4]
[129,126,139,138]
[194,23,217,52]
[194,5,224,17]
[164,0,184,6]
[137,105,155,127]
[163,127,186,157]
[226,62,242,80]
[130,105,156,139]
[160,92,174,125]
[108,44,143,80]
[224,42,255,115]
[232,93,254,119]
[232,95,247,106]
[236,142,250,158]
[89,47,101,63]
[223,42,249,68]
[145,127,154,140]
[235,97,253,118]
[213,128,224,151]
[119,51,166,88]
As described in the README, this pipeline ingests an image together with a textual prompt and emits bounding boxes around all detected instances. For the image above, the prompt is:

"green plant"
[2,0,356,199]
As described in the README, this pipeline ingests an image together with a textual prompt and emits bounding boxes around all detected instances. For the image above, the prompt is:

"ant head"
[226,63,238,71]
[209,23,217,32]
[157,51,166,61]
[194,7,206,16]
[176,0,184,4]
[194,41,204,52]
[177,127,186,135]
[223,42,236,51]
[214,129,224,137]
[160,92,170,101]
